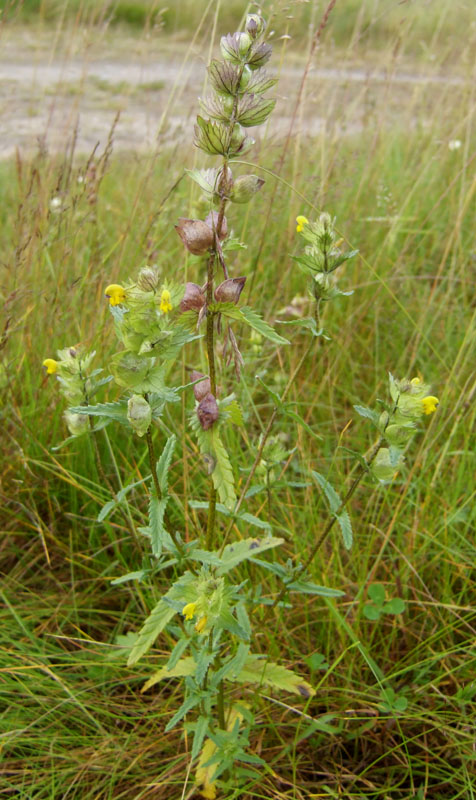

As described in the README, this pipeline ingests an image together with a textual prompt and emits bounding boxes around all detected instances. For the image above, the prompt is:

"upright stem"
[205,190,227,551]
[146,427,162,498]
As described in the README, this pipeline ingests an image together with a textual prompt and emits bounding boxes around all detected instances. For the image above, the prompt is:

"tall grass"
[1,1,475,798]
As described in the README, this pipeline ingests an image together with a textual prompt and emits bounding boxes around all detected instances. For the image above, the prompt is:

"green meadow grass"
[1,2,476,798]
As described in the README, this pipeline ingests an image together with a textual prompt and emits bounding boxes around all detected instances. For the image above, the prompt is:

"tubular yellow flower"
[195,616,207,634]
[296,215,309,233]
[42,358,58,375]
[159,288,173,314]
[422,395,439,415]
[182,602,197,621]
[105,284,126,306]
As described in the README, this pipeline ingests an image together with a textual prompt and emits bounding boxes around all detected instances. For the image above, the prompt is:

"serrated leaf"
[216,536,283,576]
[337,509,353,550]
[287,580,344,597]
[354,404,379,424]
[111,570,146,586]
[166,637,190,671]
[239,306,290,345]
[312,471,341,514]
[127,600,177,666]
[237,512,271,531]
[148,495,173,557]
[165,693,202,732]
[141,656,196,692]
[192,716,210,761]
[69,400,129,424]
[156,434,176,494]
[233,656,315,698]
[196,428,236,510]
[284,408,323,441]
[226,399,244,426]
[195,650,216,685]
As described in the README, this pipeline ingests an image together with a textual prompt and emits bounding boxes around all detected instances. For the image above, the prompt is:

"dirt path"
[0,32,471,159]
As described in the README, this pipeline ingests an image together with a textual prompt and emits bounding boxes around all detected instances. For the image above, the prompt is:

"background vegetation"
[1,1,475,798]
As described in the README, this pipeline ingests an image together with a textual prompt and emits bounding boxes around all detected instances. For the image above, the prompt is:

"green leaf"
[383,598,406,615]
[69,400,129,424]
[156,434,176,494]
[238,306,290,345]
[216,536,283,576]
[312,471,341,514]
[354,404,379,425]
[185,167,218,196]
[368,584,386,605]
[305,653,329,671]
[196,428,236,510]
[287,580,344,598]
[111,570,146,586]
[363,605,381,621]
[141,656,196,691]
[166,637,190,671]
[233,656,315,698]
[110,352,178,397]
[148,495,174,557]
[284,408,323,441]
[337,509,353,550]
[165,693,202,732]
[225,399,244,426]
[192,716,210,761]
[127,600,177,666]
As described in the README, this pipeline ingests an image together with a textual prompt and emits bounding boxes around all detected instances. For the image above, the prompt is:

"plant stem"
[217,678,226,730]
[205,190,228,551]
[146,427,162,499]
[219,339,315,556]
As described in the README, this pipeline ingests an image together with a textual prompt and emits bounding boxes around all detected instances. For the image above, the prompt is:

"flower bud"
[247,41,272,70]
[246,13,266,38]
[180,282,206,312]
[175,218,214,255]
[197,393,219,430]
[239,65,252,91]
[205,210,228,241]
[127,394,152,438]
[238,32,252,55]
[230,174,264,204]
[191,371,212,402]
[214,276,246,304]
[64,410,90,436]
[373,448,403,484]
[137,266,159,292]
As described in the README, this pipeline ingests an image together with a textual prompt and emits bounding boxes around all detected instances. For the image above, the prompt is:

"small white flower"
[50,196,62,211]
[448,139,462,151]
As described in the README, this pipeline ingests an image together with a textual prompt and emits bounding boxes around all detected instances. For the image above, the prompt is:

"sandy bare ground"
[0,29,472,159]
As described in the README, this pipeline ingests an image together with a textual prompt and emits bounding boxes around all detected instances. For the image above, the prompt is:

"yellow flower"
[200,785,216,800]
[422,395,439,415]
[195,616,207,634]
[411,376,422,386]
[296,215,309,233]
[159,288,173,314]
[43,358,58,375]
[182,602,197,621]
[104,284,126,306]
